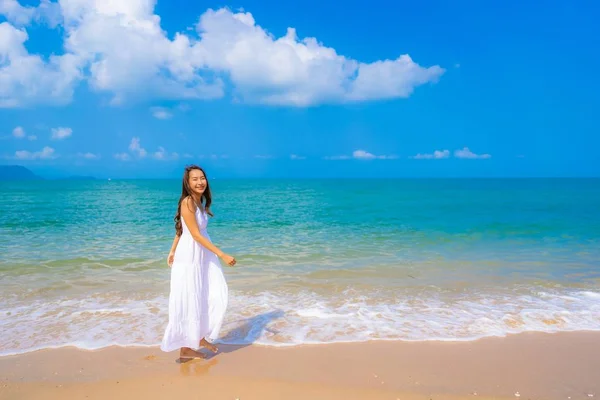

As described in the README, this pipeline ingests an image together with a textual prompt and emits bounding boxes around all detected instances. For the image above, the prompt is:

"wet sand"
[1,332,599,400]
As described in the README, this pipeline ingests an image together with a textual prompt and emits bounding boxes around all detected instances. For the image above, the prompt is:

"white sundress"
[160,206,228,352]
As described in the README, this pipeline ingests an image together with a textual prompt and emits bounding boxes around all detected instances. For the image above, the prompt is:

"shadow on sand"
[216,309,285,355]
[178,310,285,365]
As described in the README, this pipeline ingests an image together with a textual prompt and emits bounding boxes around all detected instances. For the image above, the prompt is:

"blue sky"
[0,0,598,178]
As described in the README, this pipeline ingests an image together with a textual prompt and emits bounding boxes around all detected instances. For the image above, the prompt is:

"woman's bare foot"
[199,338,218,353]
[179,347,206,360]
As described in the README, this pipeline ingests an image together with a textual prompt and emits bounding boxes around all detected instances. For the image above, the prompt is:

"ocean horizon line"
[3,176,599,181]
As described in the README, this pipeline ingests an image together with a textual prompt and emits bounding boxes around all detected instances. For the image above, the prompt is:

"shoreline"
[2,331,599,400]
[3,324,600,357]
[3,327,600,358]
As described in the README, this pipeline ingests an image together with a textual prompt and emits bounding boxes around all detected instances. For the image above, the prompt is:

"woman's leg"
[199,338,218,353]
[180,347,206,359]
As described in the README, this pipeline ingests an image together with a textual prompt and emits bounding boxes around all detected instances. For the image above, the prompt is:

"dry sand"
[1,331,599,400]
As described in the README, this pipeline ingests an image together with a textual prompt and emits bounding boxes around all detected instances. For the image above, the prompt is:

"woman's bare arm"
[167,234,180,267]
[169,234,180,253]
[181,197,236,266]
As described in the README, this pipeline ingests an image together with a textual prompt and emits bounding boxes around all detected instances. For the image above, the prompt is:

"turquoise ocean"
[1,178,599,355]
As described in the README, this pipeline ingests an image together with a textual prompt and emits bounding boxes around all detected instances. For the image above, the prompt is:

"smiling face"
[188,168,207,197]
[175,165,213,235]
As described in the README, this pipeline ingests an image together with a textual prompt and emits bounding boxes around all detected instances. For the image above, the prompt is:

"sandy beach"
[1,331,599,400]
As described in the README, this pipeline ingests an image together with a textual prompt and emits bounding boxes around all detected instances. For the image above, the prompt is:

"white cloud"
[412,149,450,159]
[0,22,82,108]
[117,137,176,161]
[153,147,166,160]
[353,150,398,160]
[325,150,398,160]
[1,2,444,108]
[205,154,228,160]
[183,153,194,158]
[153,146,178,160]
[254,155,273,159]
[290,154,305,160]
[114,152,130,161]
[195,9,444,106]
[27,135,37,140]
[77,152,100,159]
[454,147,491,159]
[14,146,56,160]
[128,137,147,158]
[411,148,490,159]
[51,127,73,140]
[12,126,25,138]
[150,107,173,119]
[59,0,223,105]
[0,0,35,25]
[0,0,60,27]
[353,150,376,160]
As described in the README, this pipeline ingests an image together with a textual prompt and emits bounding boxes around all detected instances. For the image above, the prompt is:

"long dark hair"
[174,164,213,236]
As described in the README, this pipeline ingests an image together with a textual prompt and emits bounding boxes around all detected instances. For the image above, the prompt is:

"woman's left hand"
[220,254,237,267]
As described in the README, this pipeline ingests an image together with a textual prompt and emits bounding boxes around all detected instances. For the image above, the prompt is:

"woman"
[161,165,236,360]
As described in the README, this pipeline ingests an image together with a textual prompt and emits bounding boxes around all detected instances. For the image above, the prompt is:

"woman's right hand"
[167,251,175,267]
[220,253,236,267]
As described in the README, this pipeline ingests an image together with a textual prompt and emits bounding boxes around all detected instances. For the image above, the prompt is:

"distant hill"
[0,165,43,181]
